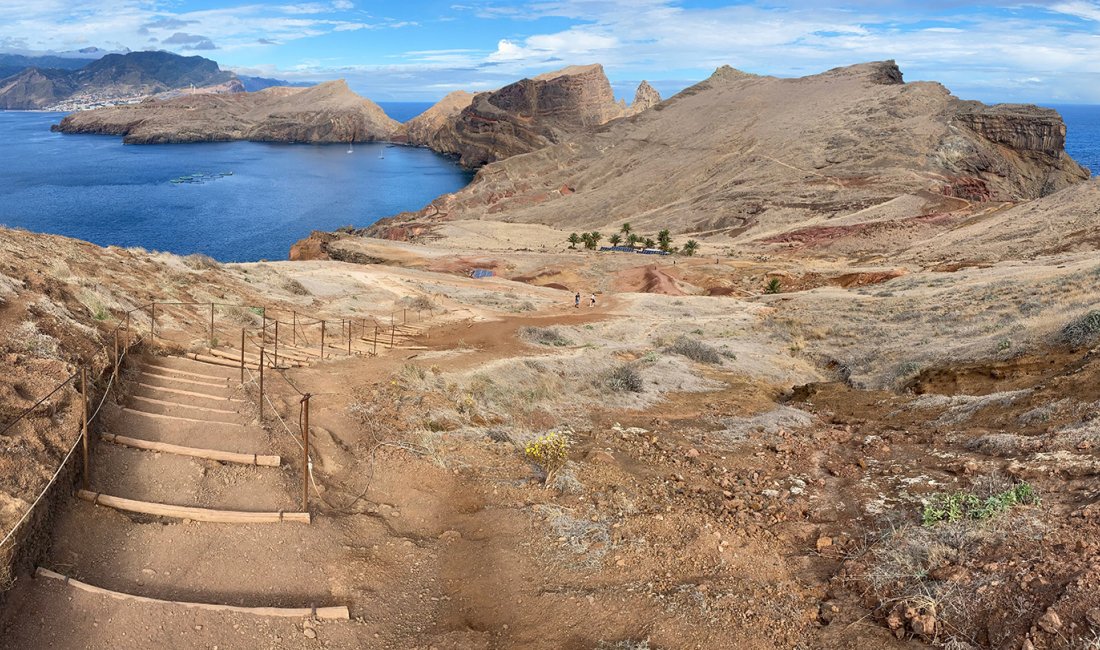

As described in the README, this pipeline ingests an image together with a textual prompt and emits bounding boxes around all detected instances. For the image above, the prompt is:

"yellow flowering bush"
[524,431,570,485]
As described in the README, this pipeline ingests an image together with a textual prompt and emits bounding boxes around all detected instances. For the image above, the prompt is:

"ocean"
[1049,105,1100,174]
[0,103,1095,262]
[0,110,472,262]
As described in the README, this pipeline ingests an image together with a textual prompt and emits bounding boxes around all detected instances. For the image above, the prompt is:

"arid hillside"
[366,61,1088,247]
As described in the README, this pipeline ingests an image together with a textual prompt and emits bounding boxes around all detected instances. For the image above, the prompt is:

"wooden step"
[76,490,310,524]
[35,568,347,619]
[101,433,279,466]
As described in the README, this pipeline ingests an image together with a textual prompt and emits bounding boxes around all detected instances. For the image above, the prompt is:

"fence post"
[240,328,246,383]
[125,311,130,348]
[320,321,326,360]
[258,346,265,421]
[209,302,215,347]
[274,320,280,369]
[373,325,378,356]
[347,319,352,355]
[113,329,120,384]
[403,308,407,324]
[262,315,267,346]
[301,394,311,512]
[390,322,395,350]
[81,367,89,491]
[292,311,297,346]
[150,302,156,341]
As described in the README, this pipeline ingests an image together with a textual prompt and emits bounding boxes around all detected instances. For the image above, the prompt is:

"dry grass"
[520,326,573,347]
[666,336,723,365]
[183,253,220,271]
[8,321,62,360]
[282,278,311,296]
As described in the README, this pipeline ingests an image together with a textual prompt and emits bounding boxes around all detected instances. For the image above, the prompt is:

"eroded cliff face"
[631,81,662,112]
[362,60,1088,247]
[940,103,1086,199]
[53,80,400,144]
[426,64,655,167]
[394,90,475,147]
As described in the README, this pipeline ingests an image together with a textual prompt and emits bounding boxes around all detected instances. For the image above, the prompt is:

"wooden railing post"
[274,320,280,369]
[113,329,120,384]
[320,321,326,360]
[80,367,89,491]
[373,324,378,356]
[240,328,246,383]
[301,394,311,512]
[292,311,297,346]
[125,311,130,348]
[390,322,395,350]
[150,302,156,341]
[347,319,352,355]
[258,346,265,421]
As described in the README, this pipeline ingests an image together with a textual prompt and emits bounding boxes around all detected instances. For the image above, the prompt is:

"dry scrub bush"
[8,321,62,360]
[405,295,437,312]
[666,336,722,364]
[183,253,220,270]
[1060,310,1100,348]
[519,326,572,347]
[524,431,570,484]
[282,278,310,296]
[600,363,643,393]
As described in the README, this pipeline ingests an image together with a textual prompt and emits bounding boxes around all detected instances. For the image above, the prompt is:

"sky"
[1,0,1100,103]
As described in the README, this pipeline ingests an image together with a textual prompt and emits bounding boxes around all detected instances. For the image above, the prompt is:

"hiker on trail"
[575,292,581,308]
[590,293,597,307]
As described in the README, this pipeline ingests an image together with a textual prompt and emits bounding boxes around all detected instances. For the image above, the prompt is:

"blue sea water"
[378,102,434,123]
[1048,105,1100,175]
[0,111,472,262]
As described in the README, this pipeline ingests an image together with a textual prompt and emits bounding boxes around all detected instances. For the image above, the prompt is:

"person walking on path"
[590,293,597,307]
[575,292,581,308]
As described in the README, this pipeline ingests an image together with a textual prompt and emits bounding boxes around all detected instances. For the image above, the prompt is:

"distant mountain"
[237,75,314,92]
[0,54,94,80]
[0,51,239,110]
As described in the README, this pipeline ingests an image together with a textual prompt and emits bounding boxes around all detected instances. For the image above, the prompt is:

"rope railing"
[0,293,443,586]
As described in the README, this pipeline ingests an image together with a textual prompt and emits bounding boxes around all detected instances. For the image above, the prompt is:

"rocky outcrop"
[365,60,1088,245]
[53,80,400,144]
[426,64,641,167]
[631,81,661,112]
[0,68,77,110]
[393,90,475,146]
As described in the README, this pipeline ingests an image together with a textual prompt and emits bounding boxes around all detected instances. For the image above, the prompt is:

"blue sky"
[2,1,1100,103]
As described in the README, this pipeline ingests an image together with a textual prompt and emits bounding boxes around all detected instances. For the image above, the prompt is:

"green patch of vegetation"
[921,483,1039,526]
[765,277,782,294]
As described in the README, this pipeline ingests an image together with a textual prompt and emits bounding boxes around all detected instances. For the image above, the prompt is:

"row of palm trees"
[567,223,699,256]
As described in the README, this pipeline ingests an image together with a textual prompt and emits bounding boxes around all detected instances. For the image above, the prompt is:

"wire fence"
[0,295,440,598]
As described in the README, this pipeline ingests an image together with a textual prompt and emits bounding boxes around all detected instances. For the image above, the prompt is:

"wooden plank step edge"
[76,490,310,524]
[35,568,346,619]
[101,434,280,467]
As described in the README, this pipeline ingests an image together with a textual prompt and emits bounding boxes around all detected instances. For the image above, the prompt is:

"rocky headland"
[53,80,399,144]
[361,61,1087,249]
[425,63,661,166]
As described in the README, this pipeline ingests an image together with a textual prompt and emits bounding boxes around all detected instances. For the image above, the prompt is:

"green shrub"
[765,278,782,294]
[921,483,1039,526]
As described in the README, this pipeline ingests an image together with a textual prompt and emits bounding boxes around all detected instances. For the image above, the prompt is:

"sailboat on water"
[378,147,384,160]
[347,124,355,154]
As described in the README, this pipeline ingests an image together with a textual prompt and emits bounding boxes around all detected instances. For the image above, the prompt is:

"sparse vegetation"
[282,277,310,296]
[9,321,62,360]
[681,239,699,256]
[666,336,722,364]
[600,363,643,393]
[567,232,580,249]
[520,326,573,347]
[765,277,782,294]
[183,253,220,270]
[1059,310,1100,347]
[524,431,571,485]
[921,482,1039,526]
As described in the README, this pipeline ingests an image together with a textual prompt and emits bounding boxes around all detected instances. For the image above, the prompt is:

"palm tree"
[567,232,580,249]
[682,240,699,256]
[657,229,672,252]
[643,238,656,249]
[620,223,632,241]
[589,232,603,249]
[627,233,641,249]
[608,233,622,246]
[580,232,593,250]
